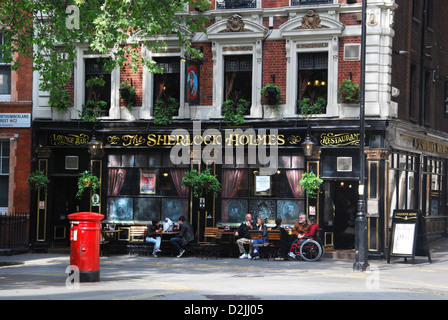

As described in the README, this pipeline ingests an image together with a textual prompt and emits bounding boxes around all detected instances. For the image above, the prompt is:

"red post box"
[68,212,104,282]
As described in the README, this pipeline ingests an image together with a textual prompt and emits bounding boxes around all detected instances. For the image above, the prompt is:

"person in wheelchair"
[288,216,319,259]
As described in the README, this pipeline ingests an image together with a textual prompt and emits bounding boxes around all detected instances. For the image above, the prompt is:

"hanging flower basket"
[76,171,101,199]
[299,172,323,199]
[28,170,50,190]
[181,168,221,198]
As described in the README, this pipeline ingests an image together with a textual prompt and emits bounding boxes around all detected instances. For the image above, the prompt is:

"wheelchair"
[291,229,324,262]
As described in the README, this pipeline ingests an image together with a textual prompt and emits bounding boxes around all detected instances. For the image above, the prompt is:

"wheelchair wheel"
[299,239,323,262]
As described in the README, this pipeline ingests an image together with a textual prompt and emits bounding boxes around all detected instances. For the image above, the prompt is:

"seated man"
[272,218,289,260]
[145,218,162,257]
[170,215,194,258]
[234,213,256,259]
[288,213,310,259]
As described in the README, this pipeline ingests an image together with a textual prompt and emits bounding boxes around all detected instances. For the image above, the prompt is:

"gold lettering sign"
[105,133,286,147]
[49,133,90,146]
[320,133,360,147]
[413,138,448,155]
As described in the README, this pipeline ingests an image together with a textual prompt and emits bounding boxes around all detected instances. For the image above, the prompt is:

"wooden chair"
[199,228,222,259]
[266,229,281,260]
[249,230,269,259]
[127,226,149,255]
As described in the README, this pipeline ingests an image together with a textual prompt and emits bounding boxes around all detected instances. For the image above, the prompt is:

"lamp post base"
[353,199,369,272]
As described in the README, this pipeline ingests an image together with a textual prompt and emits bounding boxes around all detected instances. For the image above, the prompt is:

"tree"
[0,0,210,110]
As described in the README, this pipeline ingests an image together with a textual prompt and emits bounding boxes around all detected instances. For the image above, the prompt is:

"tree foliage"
[0,0,210,109]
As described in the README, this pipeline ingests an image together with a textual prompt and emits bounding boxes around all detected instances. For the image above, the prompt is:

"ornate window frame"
[279,10,344,118]
[207,14,268,119]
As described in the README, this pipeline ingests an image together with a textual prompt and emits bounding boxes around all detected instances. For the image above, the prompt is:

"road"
[0,238,447,305]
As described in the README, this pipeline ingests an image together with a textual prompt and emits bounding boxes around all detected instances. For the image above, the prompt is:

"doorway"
[329,180,358,249]
[49,176,90,247]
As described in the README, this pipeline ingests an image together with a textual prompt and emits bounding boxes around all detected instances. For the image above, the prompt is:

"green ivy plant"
[299,172,323,199]
[28,170,50,190]
[260,83,282,109]
[76,171,101,199]
[153,98,179,125]
[222,99,248,126]
[79,77,107,122]
[338,79,360,103]
[119,81,136,110]
[48,87,71,112]
[182,168,221,198]
[298,97,326,118]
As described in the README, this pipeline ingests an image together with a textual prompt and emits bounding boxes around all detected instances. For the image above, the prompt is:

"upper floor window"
[224,54,252,115]
[291,0,333,6]
[297,52,328,113]
[85,58,111,117]
[216,0,257,10]
[153,57,181,115]
[0,33,11,97]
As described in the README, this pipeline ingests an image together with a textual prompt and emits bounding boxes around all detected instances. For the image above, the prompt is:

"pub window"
[389,152,418,212]
[0,33,11,98]
[297,52,328,114]
[85,58,111,117]
[220,150,305,226]
[0,140,10,213]
[223,55,252,115]
[153,57,180,116]
[423,158,445,216]
[106,150,188,223]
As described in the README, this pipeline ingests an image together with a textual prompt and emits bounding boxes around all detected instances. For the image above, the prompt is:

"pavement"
[0,237,447,306]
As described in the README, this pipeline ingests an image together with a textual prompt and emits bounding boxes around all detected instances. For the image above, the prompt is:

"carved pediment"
[207,14,268,40]
[279,11,344,38]
[297,10,329,29]
[220,14,251,33]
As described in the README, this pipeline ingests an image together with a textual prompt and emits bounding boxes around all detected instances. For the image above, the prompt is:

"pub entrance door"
[324,180,358,250]
[49,176,90,247]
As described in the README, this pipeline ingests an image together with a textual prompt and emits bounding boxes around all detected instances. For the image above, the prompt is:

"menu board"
[391,223,415,255]
[387,210,431,264]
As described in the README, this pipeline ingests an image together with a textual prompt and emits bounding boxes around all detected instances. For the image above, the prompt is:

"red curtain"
[170,169,189,197]
[108,168,127,196]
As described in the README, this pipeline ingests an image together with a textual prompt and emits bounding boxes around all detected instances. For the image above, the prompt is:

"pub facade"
[30,0,448,257]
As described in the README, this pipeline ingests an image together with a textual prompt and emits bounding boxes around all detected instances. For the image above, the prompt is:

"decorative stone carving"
[220,14,250,32]
[297,10,328,29]
[365,148,391,160]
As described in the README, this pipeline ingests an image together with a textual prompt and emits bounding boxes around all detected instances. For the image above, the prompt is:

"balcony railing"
[291,0,333,6]
[216,0,257,10]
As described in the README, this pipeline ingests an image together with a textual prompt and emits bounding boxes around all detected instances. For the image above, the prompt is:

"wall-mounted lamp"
[302,131,315,157]
[88,135,104,159]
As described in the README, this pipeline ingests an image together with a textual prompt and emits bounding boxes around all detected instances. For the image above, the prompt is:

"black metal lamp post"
[353,0,369,272]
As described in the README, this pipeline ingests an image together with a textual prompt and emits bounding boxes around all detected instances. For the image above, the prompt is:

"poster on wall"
[186,62,199,104]
[140,170,156,194]
[254,174,272,196]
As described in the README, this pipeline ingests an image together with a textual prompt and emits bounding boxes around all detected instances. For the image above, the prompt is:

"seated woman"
[145,218,162,257]
[252,216,268,260]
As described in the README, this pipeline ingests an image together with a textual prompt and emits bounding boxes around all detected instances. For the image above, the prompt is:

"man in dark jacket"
[235,213,256,259]
[170,215,195,257]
